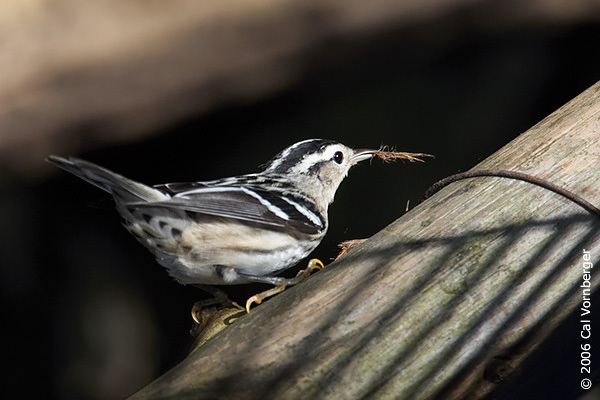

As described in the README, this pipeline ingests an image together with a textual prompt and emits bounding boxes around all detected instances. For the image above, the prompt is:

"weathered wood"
[128,81,600,399]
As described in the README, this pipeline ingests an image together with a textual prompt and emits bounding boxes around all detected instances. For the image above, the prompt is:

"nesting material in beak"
[353,146,434,165]
[374,146,434,163]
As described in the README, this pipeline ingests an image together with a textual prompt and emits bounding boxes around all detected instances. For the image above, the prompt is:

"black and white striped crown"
[264,139,339,175]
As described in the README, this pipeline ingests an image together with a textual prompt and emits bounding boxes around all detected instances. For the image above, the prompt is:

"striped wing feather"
[129,186,324,236]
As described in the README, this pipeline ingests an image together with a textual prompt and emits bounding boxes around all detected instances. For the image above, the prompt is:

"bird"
[47,139,391,311]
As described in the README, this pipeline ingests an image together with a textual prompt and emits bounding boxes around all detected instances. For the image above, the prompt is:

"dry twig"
[373,146,434,163]
[335,239,368,260]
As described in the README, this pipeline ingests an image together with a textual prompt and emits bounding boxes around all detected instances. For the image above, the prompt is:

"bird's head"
[263,139,376,207]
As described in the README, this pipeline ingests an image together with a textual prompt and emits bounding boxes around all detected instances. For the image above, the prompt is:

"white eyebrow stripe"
[281,196,322,227]
[288,145,342,175]
[241,187,290,221]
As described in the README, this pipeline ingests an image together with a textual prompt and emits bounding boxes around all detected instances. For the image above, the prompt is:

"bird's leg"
[191,285,242,325]
[189,285,245,343]
[244,258,325,313]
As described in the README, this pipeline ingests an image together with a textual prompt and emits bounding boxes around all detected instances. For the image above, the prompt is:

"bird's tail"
[46,155,169,203]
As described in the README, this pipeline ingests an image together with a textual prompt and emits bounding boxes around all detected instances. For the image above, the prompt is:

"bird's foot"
[245,258,325,313]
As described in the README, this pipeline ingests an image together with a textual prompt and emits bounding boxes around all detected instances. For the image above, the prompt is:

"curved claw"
[245,284,287,313]
[305,258,324,273]
[245,295,261,313]
[191,302,203,325]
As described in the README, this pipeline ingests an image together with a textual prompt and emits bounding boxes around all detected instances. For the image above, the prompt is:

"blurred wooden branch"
[128,81,600,398]
[2,0,600,179]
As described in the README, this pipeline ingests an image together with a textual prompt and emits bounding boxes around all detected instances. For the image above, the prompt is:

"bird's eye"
[333,151,344,164]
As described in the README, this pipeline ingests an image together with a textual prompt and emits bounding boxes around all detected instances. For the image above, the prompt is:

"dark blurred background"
[2,1,600,399]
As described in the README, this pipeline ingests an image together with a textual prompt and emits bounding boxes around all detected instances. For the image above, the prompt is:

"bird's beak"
[350,148,377,165]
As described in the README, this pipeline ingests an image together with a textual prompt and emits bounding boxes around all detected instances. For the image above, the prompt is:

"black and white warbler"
[48,139,423,311]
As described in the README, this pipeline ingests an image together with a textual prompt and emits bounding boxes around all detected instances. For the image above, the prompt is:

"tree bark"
[128,81,600,399]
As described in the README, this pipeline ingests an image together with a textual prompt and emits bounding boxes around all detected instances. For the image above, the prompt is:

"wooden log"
[128,81,600,399]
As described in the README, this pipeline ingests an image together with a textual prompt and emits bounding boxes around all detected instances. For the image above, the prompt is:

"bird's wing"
[129,185,325,235]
